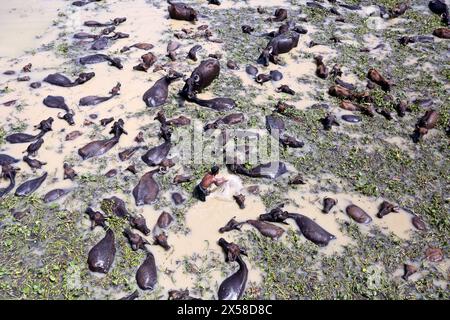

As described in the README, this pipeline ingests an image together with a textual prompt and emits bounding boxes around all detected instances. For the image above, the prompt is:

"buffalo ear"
[268,46,274,54]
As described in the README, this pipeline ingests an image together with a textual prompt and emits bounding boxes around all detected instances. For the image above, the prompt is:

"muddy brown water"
[0,0,445,299]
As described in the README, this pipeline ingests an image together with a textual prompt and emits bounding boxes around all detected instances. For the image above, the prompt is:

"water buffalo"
[321,113,340,130]
[219,218,245,233]
[189,96,236,111]
[246,220,285,239]
[130,214,151,235]
[78,119,127,160]
[79,83,121,106]
[322,197,337,214]
[44,72,95,87]
[79,54,123,69]
[23,155,46,169]
[314,55,328,79]
[377,201,399,218]
[85,207,107,230]
[124,228,149,251]
[259,207,335,246]
[154,233,170,250]
[6,117,53,144]
[143,70,183,108]
[187,44,202,61]
[121,42,154,53]
[156,211,174,229]
[168,2,198,21]
[217,238,248,300]
[133,52,157,72]
[87,229,116,273]
[43,188,71,203]
[266,8,288,22]
[84,17,126,27]
[133,169,160,206]
[204,113,244,131]
[433,27,450,38]
[412,109,438,142]
[141,140,172,166]
[346,205,372,224]
[287,213,336,246]
[429,0,449,25]
[0,165,19,198]
[101,196,130,218]
[227,161,288,180]
[136,251,158,290]
[0,154,19,166]
[43,95,69,112]
[367,68,392,91]
[15,172,48,197]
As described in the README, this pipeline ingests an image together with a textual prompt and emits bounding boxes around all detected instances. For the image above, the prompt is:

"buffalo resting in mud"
[78,119,127,160]
[180,58,220,100]
[143,70,183,108]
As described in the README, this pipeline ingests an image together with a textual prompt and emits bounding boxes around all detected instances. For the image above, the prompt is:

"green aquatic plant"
[56,42,69,57]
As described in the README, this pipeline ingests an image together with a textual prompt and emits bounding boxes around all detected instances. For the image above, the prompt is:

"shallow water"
[0,0,65,58]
